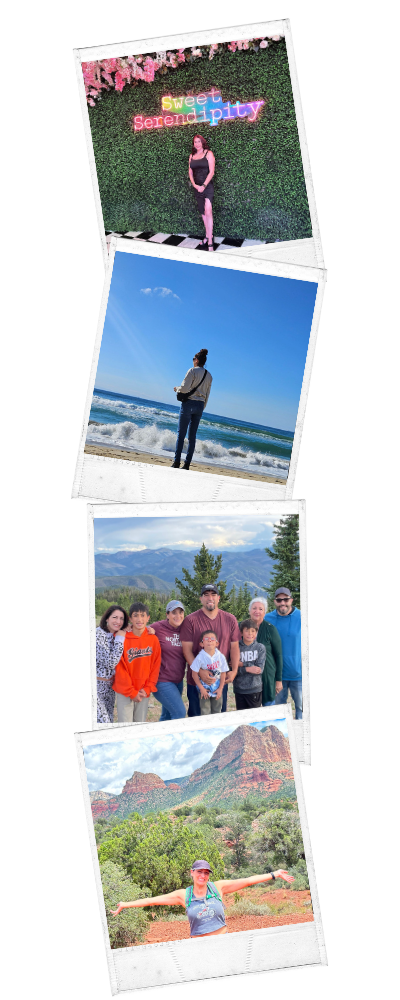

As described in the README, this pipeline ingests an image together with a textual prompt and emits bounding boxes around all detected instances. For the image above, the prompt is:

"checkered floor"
[105,230,278,252]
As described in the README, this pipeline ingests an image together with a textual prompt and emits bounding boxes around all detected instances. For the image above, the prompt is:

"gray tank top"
[185,883,226,936]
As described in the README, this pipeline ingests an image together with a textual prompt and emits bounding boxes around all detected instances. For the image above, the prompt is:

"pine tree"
[264,515,300,608]
[175,543,230,614]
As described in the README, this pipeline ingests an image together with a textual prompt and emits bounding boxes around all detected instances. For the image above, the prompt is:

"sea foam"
[86,420,289,478]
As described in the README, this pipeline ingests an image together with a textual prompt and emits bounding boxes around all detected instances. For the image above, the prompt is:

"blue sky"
[84,719,288,794]
[95,252,318,430]
[93,513,284,553]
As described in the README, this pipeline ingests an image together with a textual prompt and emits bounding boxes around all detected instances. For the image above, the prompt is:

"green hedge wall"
[88,42,312,242]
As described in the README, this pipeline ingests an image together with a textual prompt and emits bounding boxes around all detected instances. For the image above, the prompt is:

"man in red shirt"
[113,602,161,723]
[180,585,241,716]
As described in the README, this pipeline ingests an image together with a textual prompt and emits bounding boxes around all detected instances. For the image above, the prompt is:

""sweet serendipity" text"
[133,88,265,131]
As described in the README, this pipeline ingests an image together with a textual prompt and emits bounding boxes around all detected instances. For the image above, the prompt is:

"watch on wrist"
[270,872,276,880]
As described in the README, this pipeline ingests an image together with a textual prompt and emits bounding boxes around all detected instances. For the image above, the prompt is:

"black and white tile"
[105,230,278,253]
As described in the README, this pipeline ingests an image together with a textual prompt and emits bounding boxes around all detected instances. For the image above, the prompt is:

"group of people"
[96,583,302,725]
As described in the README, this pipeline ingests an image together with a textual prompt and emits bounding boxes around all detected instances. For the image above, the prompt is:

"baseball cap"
[191,859,213,872]
[201,584,219,595]
[166,600,185,612]
[274,587,292,598]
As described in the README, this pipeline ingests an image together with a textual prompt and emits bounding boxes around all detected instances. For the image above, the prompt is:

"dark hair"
[191,134,210,155]
[239,619,258,633]
[128,602,149,616]
[200,629,218,641]
[99,604,129,632]
[194,348,208,368]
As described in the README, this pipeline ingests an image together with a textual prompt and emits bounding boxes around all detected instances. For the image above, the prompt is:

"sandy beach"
[84,444,286,483]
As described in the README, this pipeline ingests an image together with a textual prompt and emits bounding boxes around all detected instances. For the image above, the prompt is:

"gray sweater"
[176,366,212,408]
[233,639,266,694]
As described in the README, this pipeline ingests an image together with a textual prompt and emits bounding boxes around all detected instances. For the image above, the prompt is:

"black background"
[64,19,340,997]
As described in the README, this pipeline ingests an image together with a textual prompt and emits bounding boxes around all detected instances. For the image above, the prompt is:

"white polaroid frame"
[72,239,326,504]
[88,499,310,764]
[74,18,324,270]
[75,705,326,993]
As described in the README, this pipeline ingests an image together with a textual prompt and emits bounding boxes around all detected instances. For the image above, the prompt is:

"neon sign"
[133,88,265,131]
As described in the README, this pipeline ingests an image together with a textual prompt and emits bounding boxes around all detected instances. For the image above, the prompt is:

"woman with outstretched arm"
[110,859,295,938]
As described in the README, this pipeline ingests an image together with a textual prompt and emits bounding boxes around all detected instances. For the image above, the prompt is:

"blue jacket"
[264,608,301,681]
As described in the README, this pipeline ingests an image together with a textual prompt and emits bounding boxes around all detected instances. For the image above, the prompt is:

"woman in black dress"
[189,135,215,250]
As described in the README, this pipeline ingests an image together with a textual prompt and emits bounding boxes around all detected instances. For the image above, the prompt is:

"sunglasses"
[275,597,291,602]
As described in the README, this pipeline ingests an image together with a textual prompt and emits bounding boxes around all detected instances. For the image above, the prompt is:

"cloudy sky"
[94,512,285,554]
[84,718,288,794]
[94,252,318,429]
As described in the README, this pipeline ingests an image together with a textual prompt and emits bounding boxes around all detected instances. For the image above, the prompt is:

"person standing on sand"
[96,605,128,724]
[171,349,212,470]
[180,584,241,716]
[110,858,295,938]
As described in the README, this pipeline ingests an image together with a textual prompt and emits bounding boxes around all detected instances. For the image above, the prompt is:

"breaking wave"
[86,420,289,478]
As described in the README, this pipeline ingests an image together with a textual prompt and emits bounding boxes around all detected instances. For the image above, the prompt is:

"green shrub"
[100,861,149,949]
[227,898,271,916]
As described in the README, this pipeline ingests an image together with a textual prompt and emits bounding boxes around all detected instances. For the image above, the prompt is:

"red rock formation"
[91,797,120,819]
[121,772,166,795]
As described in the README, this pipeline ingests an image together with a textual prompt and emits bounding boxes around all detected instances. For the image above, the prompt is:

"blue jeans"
[275,681,303,720]
[263,700,276,707]
[222,685,228,712]
[187,683,201,716]
[174,399,204,466]
[153,681,186,721]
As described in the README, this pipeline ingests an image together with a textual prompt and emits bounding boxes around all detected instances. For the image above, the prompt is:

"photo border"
[73,18,324,269]
[72,239,326,503]
[88,499,310,764]
[75,705,326,994]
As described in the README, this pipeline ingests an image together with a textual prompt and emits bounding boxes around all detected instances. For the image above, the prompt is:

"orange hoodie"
[113,629,161,699]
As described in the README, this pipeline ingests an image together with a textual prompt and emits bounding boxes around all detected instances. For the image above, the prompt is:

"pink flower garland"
[82,37,282,106]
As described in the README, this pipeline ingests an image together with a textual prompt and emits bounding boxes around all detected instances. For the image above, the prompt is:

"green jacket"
[256,620,283,703]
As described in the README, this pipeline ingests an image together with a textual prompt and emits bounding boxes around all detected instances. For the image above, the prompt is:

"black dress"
[190,153,214,215]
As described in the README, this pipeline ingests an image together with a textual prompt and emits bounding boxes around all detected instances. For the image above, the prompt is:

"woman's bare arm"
[110,888,185,915]
[214,870,295,895]
[188,157,199,190]
[199,150,215,191]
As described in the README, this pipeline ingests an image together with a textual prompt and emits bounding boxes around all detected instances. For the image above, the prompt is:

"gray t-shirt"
[233,639,266,693]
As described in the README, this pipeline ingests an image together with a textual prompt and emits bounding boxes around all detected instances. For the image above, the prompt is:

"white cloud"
[140,286,181,302]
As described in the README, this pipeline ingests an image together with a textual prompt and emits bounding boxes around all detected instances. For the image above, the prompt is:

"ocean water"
[87,389,293,479]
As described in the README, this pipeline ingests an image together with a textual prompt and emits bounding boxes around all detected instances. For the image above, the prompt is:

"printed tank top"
[185,882,226,936]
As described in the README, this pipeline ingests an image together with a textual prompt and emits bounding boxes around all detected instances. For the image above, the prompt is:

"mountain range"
[90,724,294,821]
[95,548,273,596]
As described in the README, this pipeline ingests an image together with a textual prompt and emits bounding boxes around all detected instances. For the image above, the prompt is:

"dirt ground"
[143,890,313,944]
[112,688,297,722]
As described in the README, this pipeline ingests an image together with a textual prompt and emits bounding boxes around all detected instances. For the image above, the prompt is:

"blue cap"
[191,859,212,872]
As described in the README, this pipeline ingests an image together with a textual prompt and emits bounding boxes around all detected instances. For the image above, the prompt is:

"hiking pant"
[116,692,150,723]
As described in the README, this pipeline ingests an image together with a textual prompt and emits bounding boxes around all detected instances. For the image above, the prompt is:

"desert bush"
[227,898,271,916]
[100,861,149,949]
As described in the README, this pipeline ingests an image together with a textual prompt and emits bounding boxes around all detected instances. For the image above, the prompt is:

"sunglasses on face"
[275,597,290,603]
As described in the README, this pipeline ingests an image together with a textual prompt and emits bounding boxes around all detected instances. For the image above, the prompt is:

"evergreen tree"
[264,515,300,609]
[175,543,230,613]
